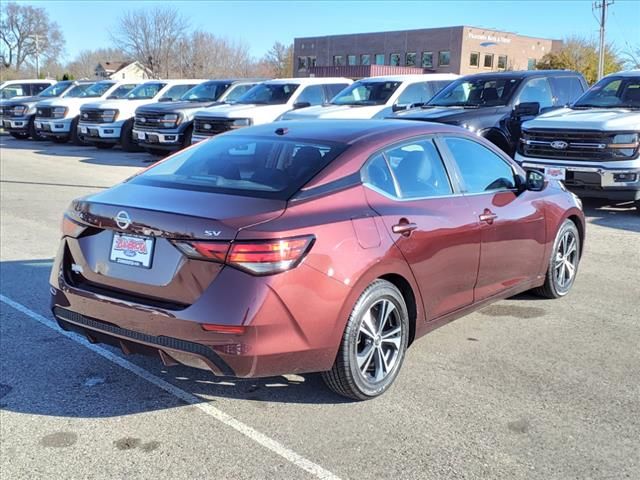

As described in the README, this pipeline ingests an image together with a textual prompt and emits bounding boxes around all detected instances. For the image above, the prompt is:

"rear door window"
[549,76,586,106]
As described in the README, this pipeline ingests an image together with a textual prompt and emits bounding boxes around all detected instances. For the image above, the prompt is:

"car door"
[362,137,481,320]
[439,135,546,301]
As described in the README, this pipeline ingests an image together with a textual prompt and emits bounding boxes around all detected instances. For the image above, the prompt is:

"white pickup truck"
[279,74,457,120]
[516,70,640,208]
[79,79,203,151]
[191,77,352,143]
[35,80,142,145]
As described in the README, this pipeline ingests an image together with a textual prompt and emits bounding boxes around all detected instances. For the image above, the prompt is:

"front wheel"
[322,279,409,400]
[534,219,581,299]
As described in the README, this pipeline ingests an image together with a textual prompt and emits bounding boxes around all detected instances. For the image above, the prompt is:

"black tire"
[28,116,45,141]
[322,279,409,400]
[94,142,115,150]
[120,118,142,152]
[635,201,640,214]
[533,219,581,299]
[9,132,29,139]
[181,125,193,149]
[69,116,86,146]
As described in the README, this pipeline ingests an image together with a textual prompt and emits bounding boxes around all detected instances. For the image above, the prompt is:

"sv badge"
[204,230,222,237]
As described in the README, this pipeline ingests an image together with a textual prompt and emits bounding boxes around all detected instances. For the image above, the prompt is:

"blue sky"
[20,0,640,62]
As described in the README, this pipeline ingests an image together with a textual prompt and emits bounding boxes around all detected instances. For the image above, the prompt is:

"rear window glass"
[130,135,348,199]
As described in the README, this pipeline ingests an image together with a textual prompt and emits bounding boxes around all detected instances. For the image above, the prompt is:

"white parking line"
[0,294,341,480]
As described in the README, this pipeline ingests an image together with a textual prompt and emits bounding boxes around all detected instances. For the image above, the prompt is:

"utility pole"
[593,0,614,81]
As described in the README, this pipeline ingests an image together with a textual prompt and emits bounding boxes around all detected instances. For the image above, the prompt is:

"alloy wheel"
[553,230,578,291]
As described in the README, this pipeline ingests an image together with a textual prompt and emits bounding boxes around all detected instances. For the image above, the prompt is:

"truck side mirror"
[513,102,540,117]
[293,101,311,109]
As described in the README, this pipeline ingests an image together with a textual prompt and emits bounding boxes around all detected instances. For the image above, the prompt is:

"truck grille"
[521,129,621,161]
[80,109,110,124]
[36,106,54,118]
[193,117,235,136]
[134,111,170,130]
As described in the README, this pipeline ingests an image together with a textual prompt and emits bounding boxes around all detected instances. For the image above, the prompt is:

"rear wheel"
[534,219,580,299]
[322,279,409,400]
[120,119,142,152]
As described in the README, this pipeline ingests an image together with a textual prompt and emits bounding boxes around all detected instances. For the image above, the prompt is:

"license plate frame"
[109,232,155,269]
[545,166,566,181]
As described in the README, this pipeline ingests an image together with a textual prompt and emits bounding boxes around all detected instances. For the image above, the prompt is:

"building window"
[527,58,536,70]
[469,52,479,67]
[406,52,417,67]
[484,54,494,68]
[297,56,308,71]
[422,52,433,68]
[347,55,357,66]
[361,54,371,66]
[438,51,450,66]
[498,55,507,69]
[375,54,385,65]
[390,53,401,66]
[308,56,317,68]
[333,55,344,66]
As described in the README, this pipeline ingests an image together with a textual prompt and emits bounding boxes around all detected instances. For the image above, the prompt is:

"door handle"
[479,209,498,224]
[392,221,418,236]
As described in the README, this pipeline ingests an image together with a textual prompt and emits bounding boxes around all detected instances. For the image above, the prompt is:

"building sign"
[468,32,512,44]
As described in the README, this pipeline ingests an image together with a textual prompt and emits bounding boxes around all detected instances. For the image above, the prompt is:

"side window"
[516,77,554,109]
[397,82,432,106]
[109,84,137,99]
[163,84,196,101]
[295,85,325,105]
[365,140,453,199]
[443,137,516,193]
[549,76,586,105]
[325,83,349,100]
[33,84,50,95]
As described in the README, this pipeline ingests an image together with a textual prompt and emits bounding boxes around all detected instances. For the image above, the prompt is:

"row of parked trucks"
[1,70,639,206]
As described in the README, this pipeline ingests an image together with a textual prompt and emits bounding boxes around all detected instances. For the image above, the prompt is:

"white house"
[94,61,152,81]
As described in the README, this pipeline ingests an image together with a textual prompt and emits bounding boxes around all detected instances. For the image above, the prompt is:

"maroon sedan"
[50,120,584,400]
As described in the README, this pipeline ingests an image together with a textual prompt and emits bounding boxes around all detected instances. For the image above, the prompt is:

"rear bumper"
[78,121,124,143]
[515,153,640,201]
[35,118,73,138]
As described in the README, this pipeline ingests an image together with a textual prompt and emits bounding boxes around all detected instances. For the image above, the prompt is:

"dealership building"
[293,26,562,77]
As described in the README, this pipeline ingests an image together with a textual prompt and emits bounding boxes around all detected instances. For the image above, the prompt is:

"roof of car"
[603,70,640,78]
[265,77,352,85]
[360,74,459,82]
[224,118,461,145]
[460,70,582,81]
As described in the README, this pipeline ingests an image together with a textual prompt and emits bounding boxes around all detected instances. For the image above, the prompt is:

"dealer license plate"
[545,167,566,181]
[109,233,155,268]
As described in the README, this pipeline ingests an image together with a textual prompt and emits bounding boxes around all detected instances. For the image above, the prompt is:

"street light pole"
[594,0,614,81]
[35,33,40,78]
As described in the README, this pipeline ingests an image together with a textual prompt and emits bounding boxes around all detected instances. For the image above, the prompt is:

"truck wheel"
[322,279,409,400]
[120,119,142,152]
[181,125,193,150]
[533,219,581,299]
[70,116,86,146]
[28,117,46,141]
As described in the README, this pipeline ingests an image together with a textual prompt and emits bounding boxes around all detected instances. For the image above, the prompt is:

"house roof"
[97,61,129,73]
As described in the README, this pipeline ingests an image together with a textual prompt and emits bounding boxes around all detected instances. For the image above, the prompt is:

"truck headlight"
[12,105,27,116]
[160,113,180,127]
[609,133,639,158]
[232,118,252,127]
[52,107,68,119]
[100,109,118,122]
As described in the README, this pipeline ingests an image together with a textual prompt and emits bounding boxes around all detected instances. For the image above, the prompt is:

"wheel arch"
[379,273,418,346]
[481,127,512,155]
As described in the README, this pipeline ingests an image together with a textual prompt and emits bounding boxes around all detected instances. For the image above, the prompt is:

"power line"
[592,0,614,81]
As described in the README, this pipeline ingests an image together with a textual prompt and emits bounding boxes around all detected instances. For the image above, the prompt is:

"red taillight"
[171,235,314,275]
[61,214,85,238]
[200,324,246,334]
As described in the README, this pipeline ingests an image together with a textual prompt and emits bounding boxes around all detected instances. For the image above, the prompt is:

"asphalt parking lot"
[1,134,639,480]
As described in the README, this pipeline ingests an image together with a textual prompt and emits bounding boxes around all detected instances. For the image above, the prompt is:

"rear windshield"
[129,135,348,199]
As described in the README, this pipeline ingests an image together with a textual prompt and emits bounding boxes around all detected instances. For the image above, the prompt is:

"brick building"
[294,26,562,77]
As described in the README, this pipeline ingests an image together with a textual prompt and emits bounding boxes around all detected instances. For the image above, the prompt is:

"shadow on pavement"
[0,259,350,419]
[582,198,640,233]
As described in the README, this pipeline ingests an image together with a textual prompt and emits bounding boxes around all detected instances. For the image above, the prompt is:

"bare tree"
[623,47,640,69]
[261,42,293,78]
[176,31,254,78]
[110,6,188,78]
[0,2,64,74]
[66,48,128,79]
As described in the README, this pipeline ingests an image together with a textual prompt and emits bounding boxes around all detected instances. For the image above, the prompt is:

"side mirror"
[525,169,545,191]
[513,101,540,117]
[158,97,173,102]
[392,103,409,112]
[293,101,311,109]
